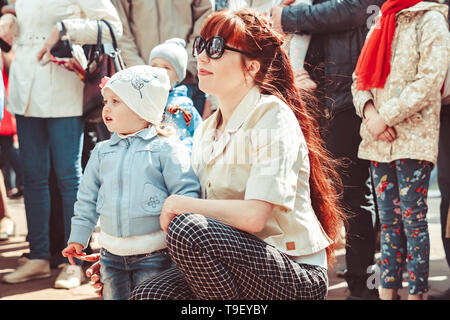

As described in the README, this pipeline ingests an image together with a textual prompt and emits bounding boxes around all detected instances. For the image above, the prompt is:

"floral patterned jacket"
[352,1,450,165]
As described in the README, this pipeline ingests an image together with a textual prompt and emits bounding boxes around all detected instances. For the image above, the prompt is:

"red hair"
[200,9,346,265]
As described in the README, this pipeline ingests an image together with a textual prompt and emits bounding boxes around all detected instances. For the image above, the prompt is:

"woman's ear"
[245,59,261,80]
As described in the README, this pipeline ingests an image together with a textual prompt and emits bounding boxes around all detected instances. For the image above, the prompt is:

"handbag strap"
[95,20,103,57]
[101,19,119,52]
[85,21,103,71]
[100,19,125,71]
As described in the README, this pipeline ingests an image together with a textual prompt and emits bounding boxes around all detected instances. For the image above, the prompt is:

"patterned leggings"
[129,213,328,300]
[371,159,432,295]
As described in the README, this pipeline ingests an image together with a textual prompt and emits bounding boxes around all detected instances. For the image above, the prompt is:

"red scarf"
[354,0,423,91]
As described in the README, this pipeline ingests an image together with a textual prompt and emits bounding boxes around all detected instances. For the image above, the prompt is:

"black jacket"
[282,0,385,117]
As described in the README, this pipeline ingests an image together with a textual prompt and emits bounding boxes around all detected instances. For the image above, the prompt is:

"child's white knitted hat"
[102,65,171,124]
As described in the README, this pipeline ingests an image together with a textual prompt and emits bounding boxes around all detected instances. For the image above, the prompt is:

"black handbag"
[50,22,72,58]
[82,20,125,123]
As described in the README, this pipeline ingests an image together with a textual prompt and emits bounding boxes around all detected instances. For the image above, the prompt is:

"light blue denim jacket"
[68,126,201,248]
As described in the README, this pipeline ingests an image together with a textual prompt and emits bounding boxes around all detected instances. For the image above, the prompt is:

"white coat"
[7,0,122,118]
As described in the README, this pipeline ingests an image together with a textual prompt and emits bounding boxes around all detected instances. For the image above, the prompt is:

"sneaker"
[9,187,24,199]
[0,217,15,241]
[54,264,84,289]
[428,287,450,300]
[17,253,30,266]
[2,259,51,283]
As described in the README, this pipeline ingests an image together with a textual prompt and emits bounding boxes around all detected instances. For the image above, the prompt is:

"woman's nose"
[197,49,210,64]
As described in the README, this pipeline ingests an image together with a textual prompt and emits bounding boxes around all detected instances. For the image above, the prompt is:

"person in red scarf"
[352,0,450,300]
[271,0,384,300]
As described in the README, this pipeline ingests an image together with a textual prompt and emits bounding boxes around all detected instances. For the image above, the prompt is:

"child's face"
[102,88,149,135]
[150,57,179,89]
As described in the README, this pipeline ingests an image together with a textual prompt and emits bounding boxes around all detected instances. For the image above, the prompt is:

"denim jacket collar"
[109,126,158,146]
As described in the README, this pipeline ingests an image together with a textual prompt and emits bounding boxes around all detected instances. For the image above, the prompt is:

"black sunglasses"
[193,36,249,59]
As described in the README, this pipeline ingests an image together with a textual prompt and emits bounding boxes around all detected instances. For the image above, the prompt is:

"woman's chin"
[198,82,215,96]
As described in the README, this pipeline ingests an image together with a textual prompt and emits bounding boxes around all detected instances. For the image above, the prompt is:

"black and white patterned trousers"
[130,213,328,300]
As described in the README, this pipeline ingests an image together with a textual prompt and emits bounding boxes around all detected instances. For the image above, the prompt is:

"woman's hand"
[1,5,16,16]
[61,242,85,266]
[37,25,60,62]
[160,195,187,235]
[0,13,17,45]
[270,6,285,35]
[270,0,296,35]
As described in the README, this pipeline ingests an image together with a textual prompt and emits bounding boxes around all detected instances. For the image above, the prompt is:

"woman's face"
[196,39,249,97]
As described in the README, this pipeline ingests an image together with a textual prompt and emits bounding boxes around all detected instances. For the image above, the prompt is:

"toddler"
[62,65,201,300]
[149,38,202,151]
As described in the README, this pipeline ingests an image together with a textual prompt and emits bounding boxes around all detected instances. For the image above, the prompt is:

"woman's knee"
[166,213,212,254]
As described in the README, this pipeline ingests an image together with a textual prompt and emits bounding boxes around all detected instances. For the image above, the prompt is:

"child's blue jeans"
[100,248,173,300]
[370,159,432,295]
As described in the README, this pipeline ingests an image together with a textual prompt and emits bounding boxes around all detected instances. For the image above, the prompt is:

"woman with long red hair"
[130,8,345,300]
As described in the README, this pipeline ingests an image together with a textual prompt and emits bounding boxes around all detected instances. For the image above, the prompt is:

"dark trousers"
[82,122,110,170]
[322,108,377,296]
[130,214,328,300]
[438,106,450,269]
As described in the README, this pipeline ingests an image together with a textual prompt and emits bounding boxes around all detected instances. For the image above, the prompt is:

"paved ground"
[0,192,449,300]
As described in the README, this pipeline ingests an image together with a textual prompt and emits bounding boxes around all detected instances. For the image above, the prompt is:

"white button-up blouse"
[191,86,333,257]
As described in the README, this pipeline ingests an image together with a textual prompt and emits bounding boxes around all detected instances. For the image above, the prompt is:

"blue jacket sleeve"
[68,143,102,248]
[159,139,201,199]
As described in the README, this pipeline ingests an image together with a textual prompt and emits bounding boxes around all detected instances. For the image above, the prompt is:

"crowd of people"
[0,0,448,301]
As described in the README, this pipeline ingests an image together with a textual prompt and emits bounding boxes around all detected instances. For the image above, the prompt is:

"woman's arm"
[61,0,123,45]
[0,13,17,45]
[160,195,274,235]
[110,0,145,67]
[37,0,123,62]
[279,0,384,35]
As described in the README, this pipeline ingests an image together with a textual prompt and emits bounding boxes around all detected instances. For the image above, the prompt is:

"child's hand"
[62,243,85,266]
[377,127,397,143]
[282,0,296,5]
[363,103,389,141]
[79,254,103,297]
